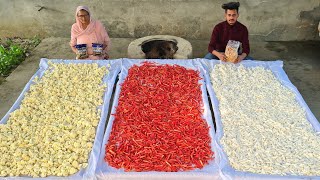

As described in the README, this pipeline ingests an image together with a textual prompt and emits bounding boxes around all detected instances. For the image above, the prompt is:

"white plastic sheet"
[201,59,320,180]
[95,59,220,180]
[0,58,122,180]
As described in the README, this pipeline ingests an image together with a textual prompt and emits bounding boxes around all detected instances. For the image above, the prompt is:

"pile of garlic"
[0,62,108,177]
[211,64,320,176]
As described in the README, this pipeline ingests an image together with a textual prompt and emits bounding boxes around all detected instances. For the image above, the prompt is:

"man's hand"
[217,52,227,61]
[235,53,247,63]
[212,50,226,61]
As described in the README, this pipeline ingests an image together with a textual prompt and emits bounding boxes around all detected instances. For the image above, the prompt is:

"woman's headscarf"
[71,6,97,39]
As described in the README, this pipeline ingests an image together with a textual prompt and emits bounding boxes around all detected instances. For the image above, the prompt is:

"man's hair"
[222,2,240,13]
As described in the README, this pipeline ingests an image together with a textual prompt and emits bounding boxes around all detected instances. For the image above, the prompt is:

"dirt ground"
[0,38,319,122]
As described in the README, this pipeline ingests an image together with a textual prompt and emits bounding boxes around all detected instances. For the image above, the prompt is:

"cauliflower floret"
[0,62,110,177]
[211,64,320,176]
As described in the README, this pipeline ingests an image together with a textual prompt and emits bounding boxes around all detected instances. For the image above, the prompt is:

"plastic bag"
[75,44,89,59]
[92,43,103,56]
[225,40,240,62]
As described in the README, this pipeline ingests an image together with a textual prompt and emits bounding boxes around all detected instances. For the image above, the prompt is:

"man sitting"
[204,2,252,63]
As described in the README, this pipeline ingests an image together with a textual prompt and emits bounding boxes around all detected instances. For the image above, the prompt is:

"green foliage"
[0,36,42,77]
[0,44,25,76]
[31,35,41,47]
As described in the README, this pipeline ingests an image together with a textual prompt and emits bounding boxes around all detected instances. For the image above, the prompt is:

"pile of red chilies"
[105,62,214,172]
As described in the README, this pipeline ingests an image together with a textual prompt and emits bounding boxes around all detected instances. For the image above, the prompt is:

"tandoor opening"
[141,40,178,59]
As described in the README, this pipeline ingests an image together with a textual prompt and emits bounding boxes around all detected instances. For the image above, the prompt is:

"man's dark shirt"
[208,21,250,55]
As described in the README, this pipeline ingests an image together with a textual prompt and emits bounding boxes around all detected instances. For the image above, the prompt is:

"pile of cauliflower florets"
[0,62,108,177]
[211,64,320,176]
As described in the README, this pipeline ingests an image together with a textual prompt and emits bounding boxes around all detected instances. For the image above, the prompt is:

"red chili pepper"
[105,62,214,171]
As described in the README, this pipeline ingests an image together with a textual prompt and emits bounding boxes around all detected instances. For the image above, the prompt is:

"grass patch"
[0,36,41,77]
[0,44,25,76]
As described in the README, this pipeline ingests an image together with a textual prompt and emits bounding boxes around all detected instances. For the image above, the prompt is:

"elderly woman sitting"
[70,6,111,60]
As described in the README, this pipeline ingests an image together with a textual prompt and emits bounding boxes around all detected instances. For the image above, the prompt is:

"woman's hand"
[102,44,109,59]
[103,52,109,59]
[76,52,87,59]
